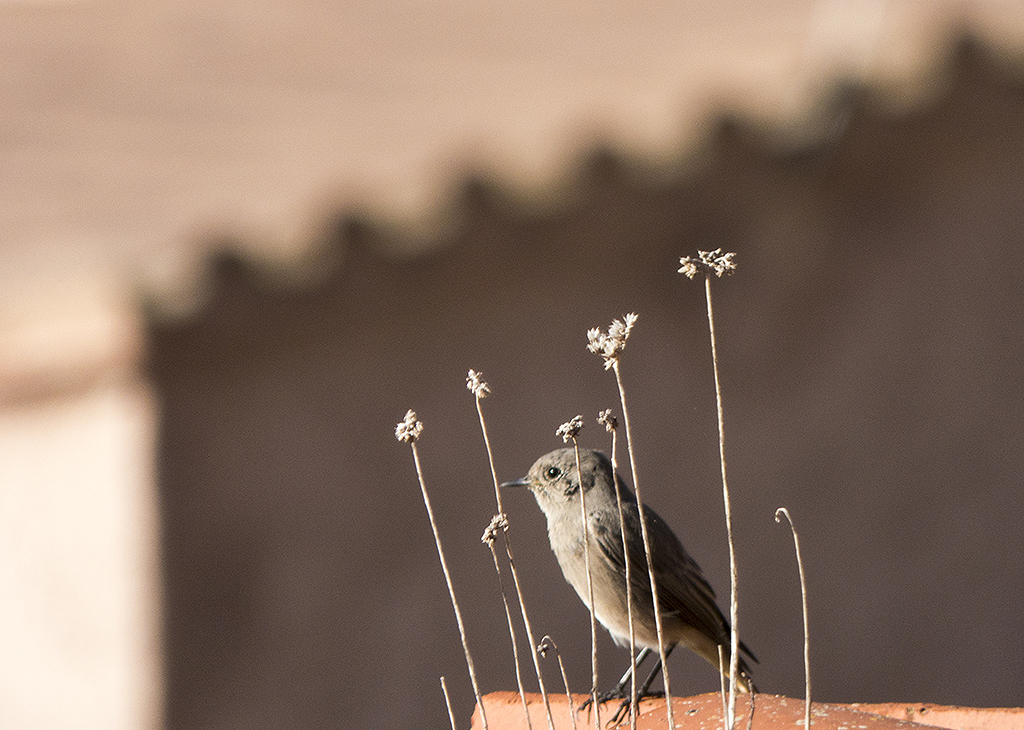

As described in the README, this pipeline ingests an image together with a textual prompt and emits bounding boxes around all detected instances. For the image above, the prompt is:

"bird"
[502,447,756,709]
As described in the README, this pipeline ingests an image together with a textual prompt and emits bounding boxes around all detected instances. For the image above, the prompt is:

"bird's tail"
[711,643,757,693]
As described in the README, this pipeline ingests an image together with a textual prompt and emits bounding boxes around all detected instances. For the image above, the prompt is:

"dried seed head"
[394,410,424,443]
[481,513,509,544]
[597,409,618,432]
[587,313,638,369]
[556,415,584,443]
[466,369,491,398]
[537,635,556,657]
[679,248,737,278]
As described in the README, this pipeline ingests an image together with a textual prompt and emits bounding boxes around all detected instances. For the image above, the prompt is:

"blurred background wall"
[2,2,1024,729]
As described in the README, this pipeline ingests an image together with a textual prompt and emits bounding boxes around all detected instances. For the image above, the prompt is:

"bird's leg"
[609,646,651,699]
[578,647,652,713]
[609,645,675,725]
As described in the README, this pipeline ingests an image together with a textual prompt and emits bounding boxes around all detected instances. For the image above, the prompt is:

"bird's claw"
[577,690,665,727]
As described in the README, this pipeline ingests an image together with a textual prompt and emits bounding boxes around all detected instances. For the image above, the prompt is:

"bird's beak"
[500,477,530,489]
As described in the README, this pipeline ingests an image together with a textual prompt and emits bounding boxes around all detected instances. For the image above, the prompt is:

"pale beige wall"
[0,298,161,730]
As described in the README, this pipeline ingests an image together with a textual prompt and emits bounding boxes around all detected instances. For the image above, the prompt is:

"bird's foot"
[577,690,665,726]
[607,692,664,725]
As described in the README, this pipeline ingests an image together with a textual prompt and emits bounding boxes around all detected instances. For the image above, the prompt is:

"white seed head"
[587,313,638,369]
[394,409,424,443]
[679,249,737,278]
[481,513,509,544]
[556,415,584,443]
[466,369,491,398]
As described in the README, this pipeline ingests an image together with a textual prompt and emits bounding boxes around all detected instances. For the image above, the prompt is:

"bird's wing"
[592,496,759,671]
[592,501,730,647]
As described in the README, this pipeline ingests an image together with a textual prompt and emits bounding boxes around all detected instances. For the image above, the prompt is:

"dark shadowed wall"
[149,39,1024,730]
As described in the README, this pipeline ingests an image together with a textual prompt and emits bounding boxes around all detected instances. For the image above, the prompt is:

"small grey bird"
[502,447,756,701]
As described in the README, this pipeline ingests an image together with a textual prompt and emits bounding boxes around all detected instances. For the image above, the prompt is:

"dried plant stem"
[704,276,739,730]
[440,676,458,730]
[540,636,579,730]
[611,360,674,730]
[720,650,755,730]
[409,441,488,730]
[603,414,638,730]
[776,507,811,730]
[486,539,534,730]
[474,391,556,730]
[568,438,601,730]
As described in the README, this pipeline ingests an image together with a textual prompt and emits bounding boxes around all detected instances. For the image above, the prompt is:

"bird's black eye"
[545,466,561,480]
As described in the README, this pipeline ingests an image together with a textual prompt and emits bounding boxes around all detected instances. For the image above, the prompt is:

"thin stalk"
[568,438,601,730]
[410,441,488,729]
[474,391,556,730]
[605,416,638,730]
[776,507,811,729]
[539,636,579,730]
[705,275,738,730]
[612,360,674,730]
[440,676,458,730]
[485,537,533,730]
